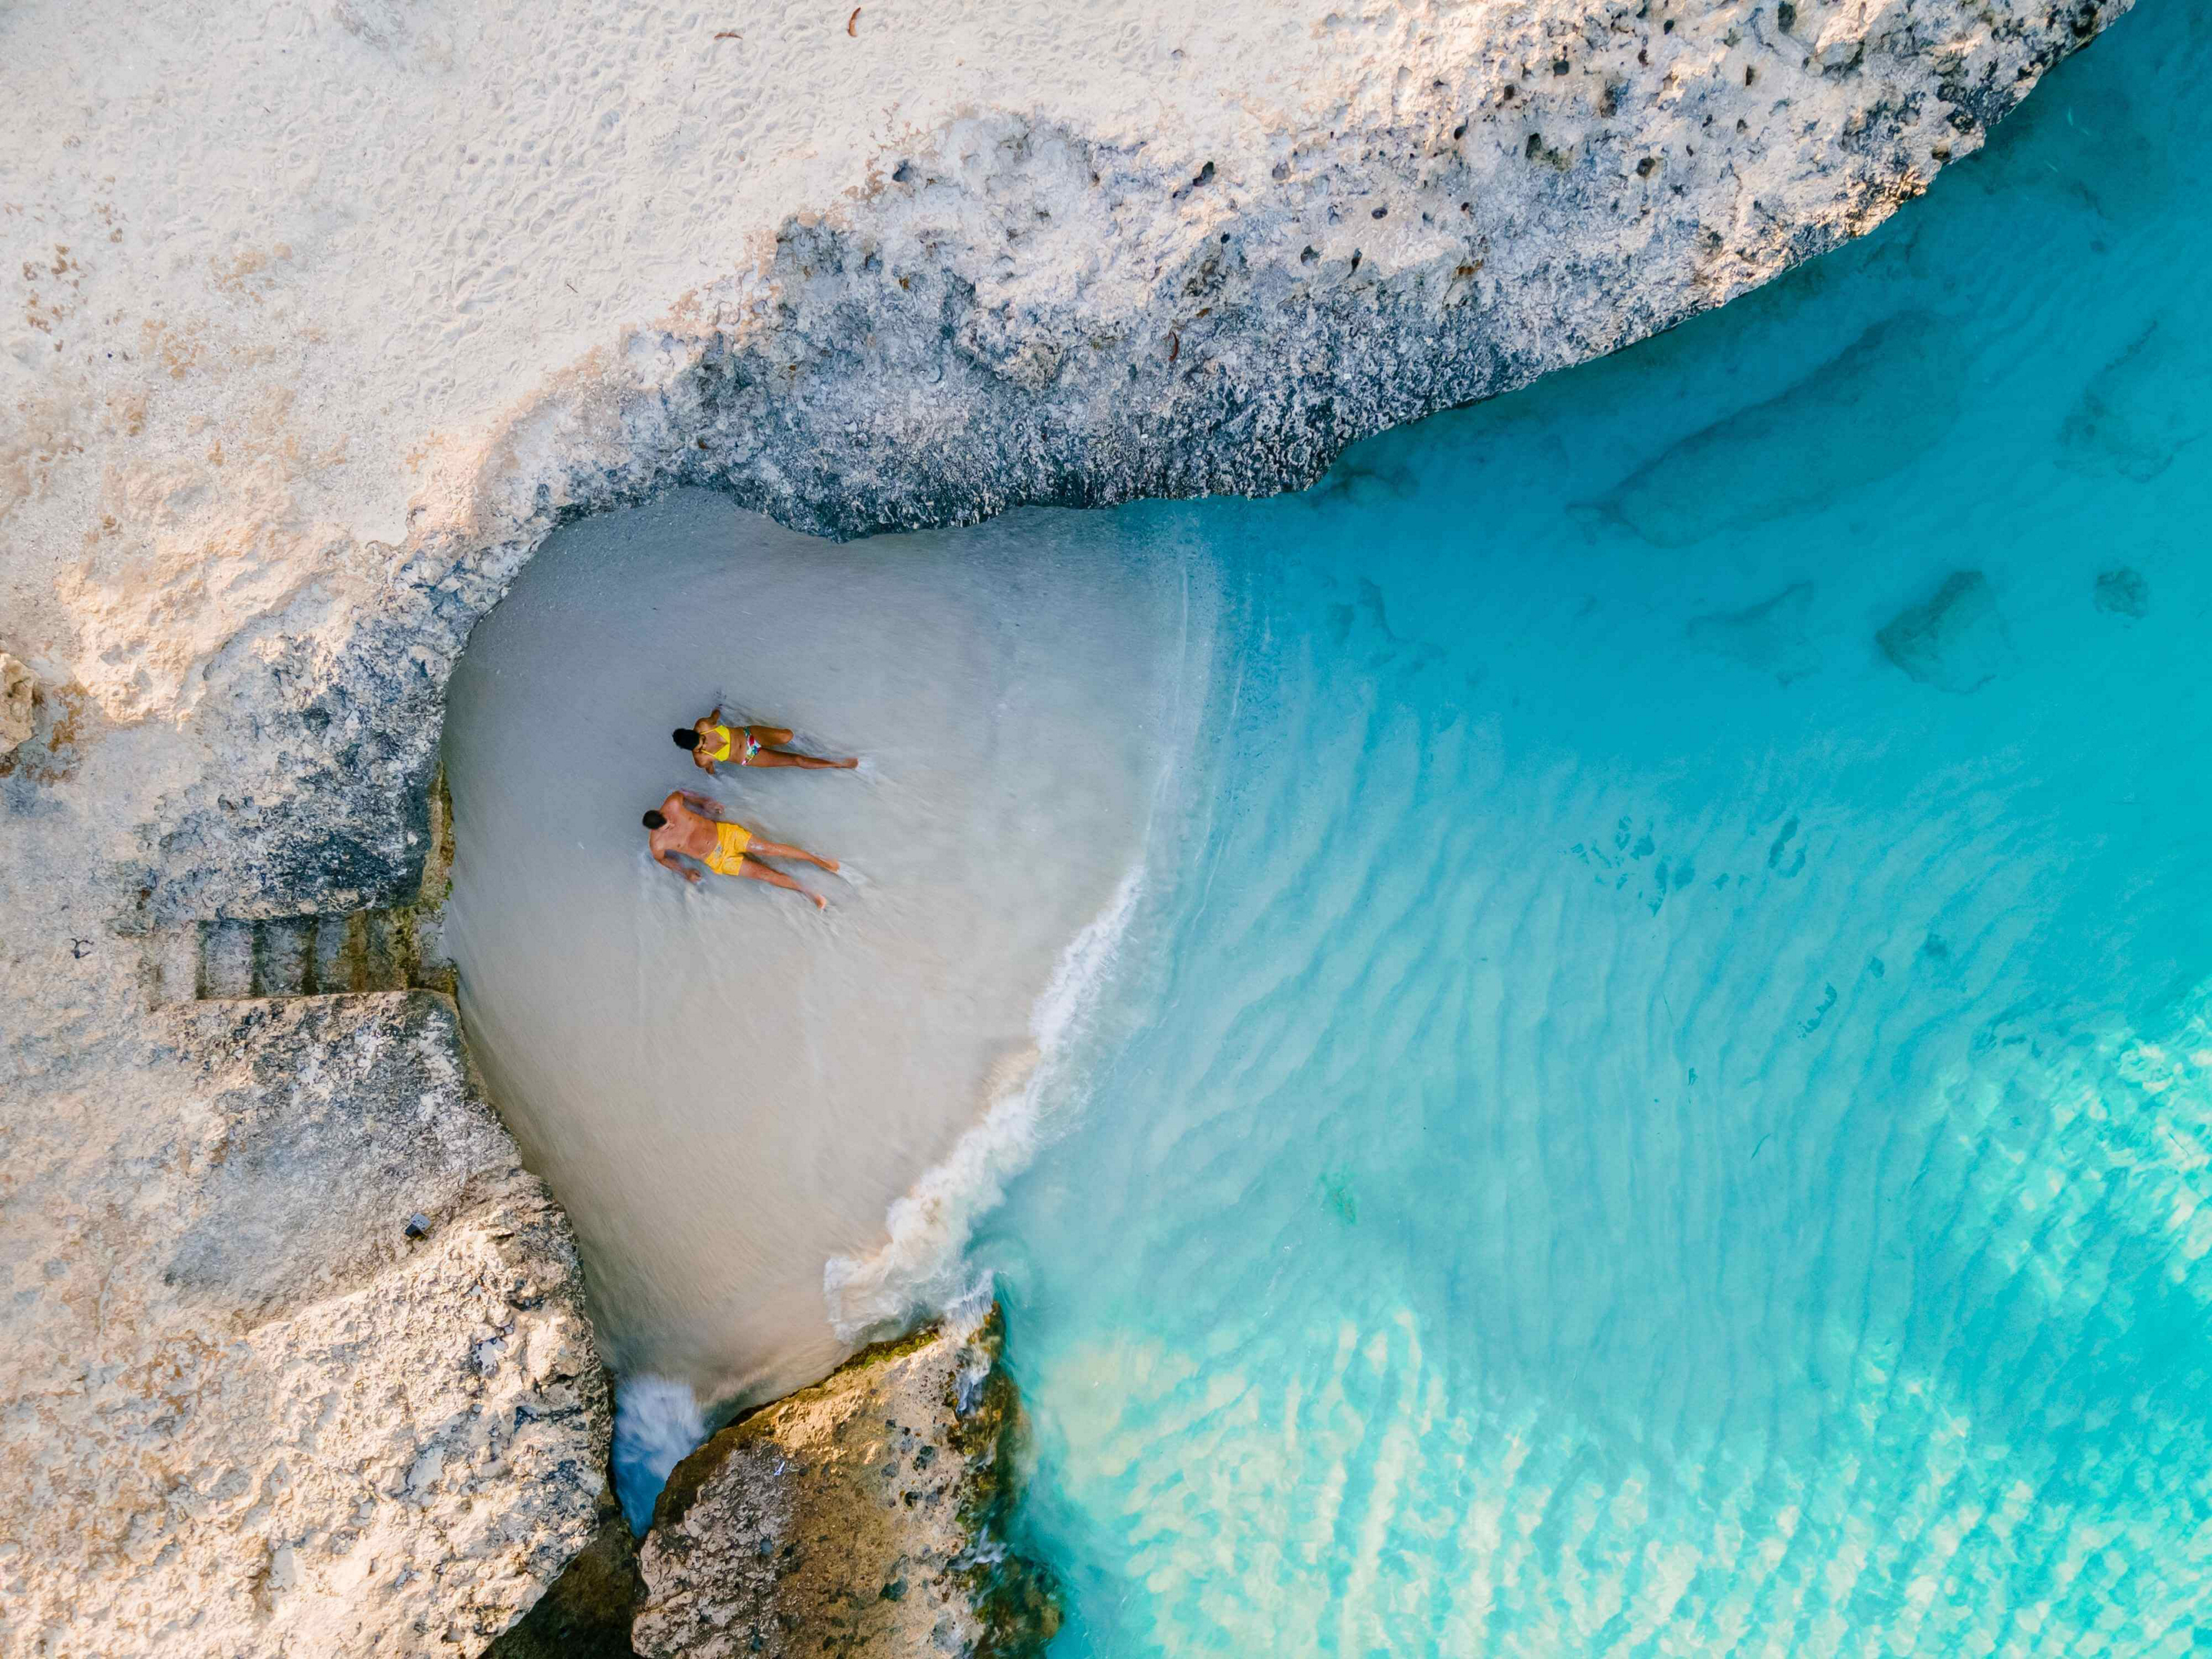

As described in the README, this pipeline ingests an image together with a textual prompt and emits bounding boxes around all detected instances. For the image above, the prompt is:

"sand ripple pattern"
[986,9,2212,1651]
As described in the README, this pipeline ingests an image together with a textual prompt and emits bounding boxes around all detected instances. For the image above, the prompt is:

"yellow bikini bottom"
[703,820,752,875]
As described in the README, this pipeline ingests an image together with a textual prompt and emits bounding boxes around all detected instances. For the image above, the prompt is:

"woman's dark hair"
[673,728,701,750]
[642,810,667,830]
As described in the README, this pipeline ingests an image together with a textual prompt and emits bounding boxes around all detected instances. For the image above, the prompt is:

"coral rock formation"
[0,992,609,1658]
[633,1313,1058,1659]
[485,1503,645,1659]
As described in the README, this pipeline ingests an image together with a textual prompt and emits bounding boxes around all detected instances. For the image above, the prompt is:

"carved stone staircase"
[138,776,458,1008]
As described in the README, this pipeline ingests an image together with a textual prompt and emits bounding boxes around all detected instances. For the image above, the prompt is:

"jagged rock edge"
[143,0,2130,923]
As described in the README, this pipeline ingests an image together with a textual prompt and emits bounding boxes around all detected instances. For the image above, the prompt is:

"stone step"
[141,909,455,1007]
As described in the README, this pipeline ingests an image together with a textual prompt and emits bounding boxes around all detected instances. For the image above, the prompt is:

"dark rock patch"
[2094,565,2150,618]
[1687,581,1821,685]
[1591,312,1960,548]
[1876,571,2015,693]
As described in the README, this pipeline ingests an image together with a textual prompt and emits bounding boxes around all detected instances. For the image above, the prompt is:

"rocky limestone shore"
[0,2,2131,1654]
[632,1314,1055,1659]
[0,992,608,1657]
[484,1316,1052,1659]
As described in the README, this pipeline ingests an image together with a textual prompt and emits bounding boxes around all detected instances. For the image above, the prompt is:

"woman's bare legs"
[747,839,839,873]
[743,726,859,768]
[747,749,859,769]
[736,859,826,909]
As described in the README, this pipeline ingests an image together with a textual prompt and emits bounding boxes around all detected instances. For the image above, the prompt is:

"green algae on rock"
[632,1310,1058,1659]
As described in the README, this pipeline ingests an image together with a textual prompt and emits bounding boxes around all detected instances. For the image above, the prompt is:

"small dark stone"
[1777,1,1797,31]
[1370,206,1387,219]
[404,1212,432,1240]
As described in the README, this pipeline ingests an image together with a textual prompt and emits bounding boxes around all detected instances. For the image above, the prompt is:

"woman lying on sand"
[675,706,859,773]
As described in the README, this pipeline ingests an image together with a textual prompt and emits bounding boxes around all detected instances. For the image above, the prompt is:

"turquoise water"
[979,8,2212,1654]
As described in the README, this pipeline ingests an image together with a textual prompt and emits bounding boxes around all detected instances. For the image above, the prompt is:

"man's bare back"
[641,790,839,910]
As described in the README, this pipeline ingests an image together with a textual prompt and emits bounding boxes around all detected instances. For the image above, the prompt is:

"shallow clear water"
[969,7,2212,1653]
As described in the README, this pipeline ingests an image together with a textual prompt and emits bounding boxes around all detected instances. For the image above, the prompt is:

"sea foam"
[612,1375,705,1533]
[823,863,1147,1342]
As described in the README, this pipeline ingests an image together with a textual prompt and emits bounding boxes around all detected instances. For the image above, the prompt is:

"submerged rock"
[1687,582,1823,687]
[1876,571,2016,694]
[633,1312,1058,1659]
[2060,319,2210,482]
[2094,565,2151,619]
[1595,313,1963,548]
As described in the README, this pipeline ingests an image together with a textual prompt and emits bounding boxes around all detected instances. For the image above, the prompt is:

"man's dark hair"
[642,810,667,830]
[673,728,700,750]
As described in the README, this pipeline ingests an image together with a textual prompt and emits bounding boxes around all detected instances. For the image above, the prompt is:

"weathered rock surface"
[485,1504,644,1659]
[0,992,610,1657]
[633,1313,1057,1659]
[0,653,31,756]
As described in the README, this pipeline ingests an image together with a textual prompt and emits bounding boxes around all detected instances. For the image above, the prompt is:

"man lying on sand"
[643,790,838,909]
[676,707,858,773]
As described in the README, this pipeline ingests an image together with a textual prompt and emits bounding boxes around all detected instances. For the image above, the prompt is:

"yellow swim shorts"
[704,820,753,875]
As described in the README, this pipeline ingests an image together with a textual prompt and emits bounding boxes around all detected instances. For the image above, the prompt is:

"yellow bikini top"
[704,723,734,762]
